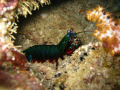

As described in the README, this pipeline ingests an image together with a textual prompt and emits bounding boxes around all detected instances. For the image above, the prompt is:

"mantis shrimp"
[23,29,82,68]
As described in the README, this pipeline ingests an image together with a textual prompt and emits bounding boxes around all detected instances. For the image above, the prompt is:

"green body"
[23,29,81,62]
[23,34,70,62]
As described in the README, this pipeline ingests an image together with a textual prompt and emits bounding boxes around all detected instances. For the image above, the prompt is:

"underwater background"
[0,0,120,90]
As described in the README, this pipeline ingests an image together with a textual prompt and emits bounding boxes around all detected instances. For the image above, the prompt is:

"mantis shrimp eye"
[67,28,73,33]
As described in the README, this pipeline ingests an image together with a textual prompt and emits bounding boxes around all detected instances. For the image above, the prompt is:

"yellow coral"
[8,22,18,39]
[40,0,51,7]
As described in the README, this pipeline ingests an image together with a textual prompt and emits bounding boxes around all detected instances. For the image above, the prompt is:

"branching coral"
[8,22,18,39]
[17,0,39,18]
[16,0,51,18]
[87,5,120,55]
[0,0,18,39]
[11,0,51,38]
[0,0,51,40]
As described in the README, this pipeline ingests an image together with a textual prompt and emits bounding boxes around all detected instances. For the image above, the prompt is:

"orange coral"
[86,5,120,55]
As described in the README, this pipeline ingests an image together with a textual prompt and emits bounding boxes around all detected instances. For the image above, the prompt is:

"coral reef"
[0,0,120,90]
[0,0,52,68]
[87,5,120,55]
[0,0,18,39]
[16,0,50,18]
[0,0,28,70]
[0,0,51,40]
[0,0,51,89]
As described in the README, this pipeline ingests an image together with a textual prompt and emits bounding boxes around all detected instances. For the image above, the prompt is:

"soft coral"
[87,5,120,55]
